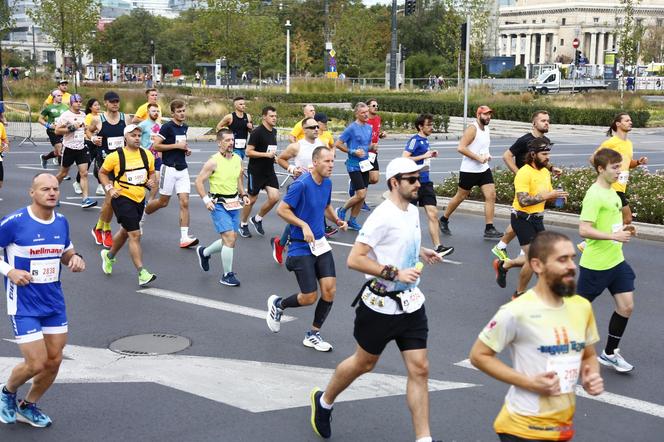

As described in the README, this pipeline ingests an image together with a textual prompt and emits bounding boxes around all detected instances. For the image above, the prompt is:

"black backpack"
[115,148,150,189]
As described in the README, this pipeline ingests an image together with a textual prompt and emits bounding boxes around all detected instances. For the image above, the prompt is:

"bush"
[318,107,450,132]
[436,167,664,225]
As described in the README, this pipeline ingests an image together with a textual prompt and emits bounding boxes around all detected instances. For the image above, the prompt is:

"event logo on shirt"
[538,326,586,355]
[29,246,64,257]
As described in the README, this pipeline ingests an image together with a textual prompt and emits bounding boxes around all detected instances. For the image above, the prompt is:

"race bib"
[546,354,581,394]
[267,145,278,154]
[234,139,246,149]
[30,259,60,284]
[368,152,377,164]
[125,169,147,185]
[107,136,124,150]
[359,159,373,172]
[222,196,242,211]
[423,158,431,169]
[175,135,187,144]
[397,287,425,313]
[74,130,85,142]
[618,171,629,185]
[308,237,332,256]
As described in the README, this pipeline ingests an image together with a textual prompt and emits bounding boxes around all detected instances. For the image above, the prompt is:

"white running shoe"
[73,181,82,194]
[266,295,283,333]
[303,331,333,352]
[598,348,634,373]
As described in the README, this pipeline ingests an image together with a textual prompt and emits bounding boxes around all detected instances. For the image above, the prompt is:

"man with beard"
[493,139,568,298]
[439,106,502,239]
[577,148,637,373]
[470,231,604,442]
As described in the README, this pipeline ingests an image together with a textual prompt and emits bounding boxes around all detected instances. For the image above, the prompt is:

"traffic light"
[574,50,581,65]
[460,22,468,49]
[405,0,416,16]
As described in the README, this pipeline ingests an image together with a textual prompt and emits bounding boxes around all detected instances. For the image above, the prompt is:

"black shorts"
[354,302,428,355]
[370,152,379,171]
[510,212,545,246]
[616,191,629,208]
[0,161,4,181]
[348,170,370,191]
[61,147,90,168]
[577,261,636,302]
[498,434,550,442]
[46,128,63,147]
[285,251,336,294]
[111,195,145,232]
[247,171,279,196]
[458,169,494,191]
[412,181,437,207]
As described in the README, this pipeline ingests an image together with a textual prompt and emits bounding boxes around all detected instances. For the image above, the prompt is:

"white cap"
[385,157,424,181]
[123,124,142,135]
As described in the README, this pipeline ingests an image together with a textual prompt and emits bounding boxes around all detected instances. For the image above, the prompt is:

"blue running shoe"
[16,402,52,427]
[0,385,17,424]
[336,207,347,222]
[220,272,240,287]
[348,178,355,197]
[347,217,362,231]
[310,388,332,438]
[196,246,210,272]
[360,202,371,212]
[238,224,252,238]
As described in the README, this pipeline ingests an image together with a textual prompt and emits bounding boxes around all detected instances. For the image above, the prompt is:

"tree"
[616,0,644,100]
[291,32,313,75]
[0,0,16,100]
[640,25,664,63]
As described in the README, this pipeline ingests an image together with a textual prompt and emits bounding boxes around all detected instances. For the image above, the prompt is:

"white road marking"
[137,287,297,322]
[328,240,462,265]
[59,201,101,210]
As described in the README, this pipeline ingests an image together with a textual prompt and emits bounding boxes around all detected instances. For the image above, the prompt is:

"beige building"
[498,0,664,65]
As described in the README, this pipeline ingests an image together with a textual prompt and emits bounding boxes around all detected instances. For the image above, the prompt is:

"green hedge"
[436,167,664,225]
[317,107,450,132]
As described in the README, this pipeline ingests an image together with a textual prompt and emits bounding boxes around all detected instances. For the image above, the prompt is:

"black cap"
[103,91,120,101]
[314,112,328,123]
[527,138,552,153]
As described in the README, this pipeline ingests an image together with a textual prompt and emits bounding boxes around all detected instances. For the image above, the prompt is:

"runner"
[266,146,347,351]
[470,231,604,442]
[54,94,97,209]
[271,117,325,264]
[288,104,316,143]
[215,96,253,159]
[239,106,281,238]
[440,105,502,239]
[578,148,637,373]
[194,129,250,286]
[403,113,454,257]
[314,113,334,150]
[87,91,127,248]
[42,79,71,106]
[0,119,8,189]
[309,157,443,441]
[144,99,199,248]
[38,90,68,169]
[0,173,86,428]
[131,88,162,124]
[492,110,556,261]
[137,103,162,202]
[98,124,157,286]
[334,102,372,231]
[493,139,568,298]
[74,98,104,196]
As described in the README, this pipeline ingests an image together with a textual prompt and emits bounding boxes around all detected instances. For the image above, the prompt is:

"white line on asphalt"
[18,165,50,171]
[66,196,105,200]
[59,201,101,210]
[137,287,297,322]
[328,240,462,265]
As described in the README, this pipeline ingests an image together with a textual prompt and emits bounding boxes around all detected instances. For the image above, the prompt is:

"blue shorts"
[210,203,240,233]
[233,148,245,159]
[577,261,636,302]
[154,156,163,170]
[10,311,68,344]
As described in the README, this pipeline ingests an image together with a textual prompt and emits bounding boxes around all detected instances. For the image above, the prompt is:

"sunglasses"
[398,175,420,184]
[304,125,319,130]
[108,100,120,103]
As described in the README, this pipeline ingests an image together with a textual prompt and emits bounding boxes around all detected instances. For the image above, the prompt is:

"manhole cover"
[109,333,191,356]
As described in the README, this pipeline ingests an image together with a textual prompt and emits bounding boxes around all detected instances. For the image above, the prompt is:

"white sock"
[319,393,333,409]
[497,240,507,249]
[254,214,263,222]
[415,437,432,442]
[180,227,189,239]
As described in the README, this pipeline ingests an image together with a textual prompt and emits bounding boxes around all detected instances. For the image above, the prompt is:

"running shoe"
[81,197,97,209]
[493,259,507,288]
[0,384,17,424]
[16,402,51,428]
[40,154,48,169]
[577,241,586,253]
[91,227,103,246]
[250,216,264,236]
[484,226,503,239]
[100,249,116,275]
[138,269,157,286]
[303,331,333,352]
[238,224,252,238]
[63,175,71,181]
[310,388,332,439]
[266,295,283,333]
[73,181,82,195]
[598,349,634,373]
[96,184,105,195]
[51,157,59,166]
[360,202,371,212]
[491,246,510,261]
[348,178,354,197]
[271,237,284,265]
[196,246,210,272]
[439,217,451,235]
[180,236,199,248]
[511,291,524,300]
[336,207,347,222]
[347,217,362,231]
[220,272,240,286]
[434,245,455,257]
[324,225,338,238]
[102,230,113,248]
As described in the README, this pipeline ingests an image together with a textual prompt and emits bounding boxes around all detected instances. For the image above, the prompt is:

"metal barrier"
[2,101,37,147]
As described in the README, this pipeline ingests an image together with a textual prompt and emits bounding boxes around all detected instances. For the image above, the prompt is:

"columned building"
[498,0,664,66]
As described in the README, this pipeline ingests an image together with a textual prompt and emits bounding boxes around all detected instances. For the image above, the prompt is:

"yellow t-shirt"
[134,103,162,123]
[44,92,71,106]
[596,136,633,193]
[318,131,334,149]
[0,122,7,161]
[290,120,304,141]
[479,290,599,441]
[512,164,552,214]
[84,113,98,128]
[101,148,155,203]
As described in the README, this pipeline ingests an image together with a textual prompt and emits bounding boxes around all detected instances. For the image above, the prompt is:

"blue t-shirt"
[158,120,188,169]
[0,207,72,316]
[138,119,161,149]
[404,134,431,183]
[283,174,332,257]
[339,122,372,172]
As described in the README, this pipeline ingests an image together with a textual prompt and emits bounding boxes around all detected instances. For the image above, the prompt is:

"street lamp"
[285,19,291,94]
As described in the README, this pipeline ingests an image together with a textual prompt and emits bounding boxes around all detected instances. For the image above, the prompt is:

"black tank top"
[229,112,249,140]
[99,112,126,152]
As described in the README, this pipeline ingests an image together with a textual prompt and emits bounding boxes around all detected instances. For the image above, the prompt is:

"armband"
[0,259,14,277]
[379,265,399,281]
[202,195,213,205]
[104,183,114,191]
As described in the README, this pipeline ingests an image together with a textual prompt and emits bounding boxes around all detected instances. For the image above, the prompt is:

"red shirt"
[367,115,382,148]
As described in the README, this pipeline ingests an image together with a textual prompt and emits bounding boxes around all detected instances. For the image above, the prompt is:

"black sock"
[441,216,448,222]
[605,312,629,355]
[280,294,300,310]
[312,299,333,329]
[485,224,494,230]
[44,151,56,160]
[2,385,14,395]
[76,172,81,183]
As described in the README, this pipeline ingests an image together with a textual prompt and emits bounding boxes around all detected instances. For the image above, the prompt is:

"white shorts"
[159,165,191,196]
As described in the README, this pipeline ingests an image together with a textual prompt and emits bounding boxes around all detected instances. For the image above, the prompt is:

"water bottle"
[554,184,564,208]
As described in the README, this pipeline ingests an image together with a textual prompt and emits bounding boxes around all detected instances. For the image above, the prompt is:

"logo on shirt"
[538,327,586,355]
[29,246,64,257]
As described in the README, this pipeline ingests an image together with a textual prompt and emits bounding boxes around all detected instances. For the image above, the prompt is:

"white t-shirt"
[356,199,422,315]
[460,121,490,173]
[56,110,86,150]
[293,138,324,170]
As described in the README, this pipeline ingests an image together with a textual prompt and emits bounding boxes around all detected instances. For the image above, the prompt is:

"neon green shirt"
[579,183,625,270]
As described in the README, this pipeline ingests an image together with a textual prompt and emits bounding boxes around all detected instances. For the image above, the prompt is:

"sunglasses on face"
[399,175,420,184]
[304,125,319,130]
[108,100,120,103]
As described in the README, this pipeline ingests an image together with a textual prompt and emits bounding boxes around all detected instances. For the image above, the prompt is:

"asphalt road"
[0,132,663,441]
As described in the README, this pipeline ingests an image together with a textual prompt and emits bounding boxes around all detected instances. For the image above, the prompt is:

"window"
[616,17,622,25]
[657,18,663,27]
[593,17,599,23]
[542,19,546,23]
[636,18,643,26]
[562,18,566,25]
[560,39,564,45]
[532,20,536,24]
